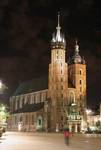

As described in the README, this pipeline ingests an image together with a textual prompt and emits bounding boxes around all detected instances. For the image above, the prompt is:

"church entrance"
[71,124,75,132]
[36,116,43,131]
[77,123,81,132]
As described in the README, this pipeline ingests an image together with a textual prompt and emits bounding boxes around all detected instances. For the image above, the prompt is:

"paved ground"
[0,132,101,150]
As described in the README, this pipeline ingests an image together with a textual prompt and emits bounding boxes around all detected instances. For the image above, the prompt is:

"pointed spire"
[51,13,66,49]
[57,12,61,28]
[56,12,61,42]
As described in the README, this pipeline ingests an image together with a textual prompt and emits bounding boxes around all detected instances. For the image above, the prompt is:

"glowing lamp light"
[71,103,76,106]
[86,109,92,114]
[0,80,2,89]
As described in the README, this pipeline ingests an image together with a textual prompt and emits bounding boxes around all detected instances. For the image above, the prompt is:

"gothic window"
[32,115,34,125]
[61,101,64,107]
[34,95,36,103]
[17,99,20,109]
[32,95,35,103]
[61,85,63,90]
[26,115,28,124]
[61,70,62,74]
[15,116,17,125]
[61,116,63,121]
[69,92,75,103]
[39,93,41,102]
[61,77,63,82]
[61,94,63,98]
[80,80,82,85]
[41,92,46,102]
[80,95,82,100]
[80,87,82,92]
[39,119,41,125]
[26,96,30,104]
[20,116,22,122]
[22,97,25,106]
[80,69,82,75]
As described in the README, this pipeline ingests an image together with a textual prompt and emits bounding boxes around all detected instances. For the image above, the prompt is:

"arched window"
[22,97,25,106]
[69,92,75,103]
[17,99,20,109]
[80,80,82,85]
[39,119,41,125]
[80,69,82,75]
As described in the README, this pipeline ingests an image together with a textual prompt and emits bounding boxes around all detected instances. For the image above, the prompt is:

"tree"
[0,103,9,125]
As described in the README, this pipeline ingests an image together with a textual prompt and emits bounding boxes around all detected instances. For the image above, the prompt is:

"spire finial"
[76,39,78,45]
[75,39,79,54]
[58,12,60,27]
[56,12,61,30]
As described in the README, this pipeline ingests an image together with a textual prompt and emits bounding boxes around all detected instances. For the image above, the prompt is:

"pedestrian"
[64,128,70,145]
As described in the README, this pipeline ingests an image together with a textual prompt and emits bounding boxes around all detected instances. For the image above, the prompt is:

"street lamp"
[86,109,92,115]
[0,80,8,128]
[0,80,8,94]
[0,80,3,89]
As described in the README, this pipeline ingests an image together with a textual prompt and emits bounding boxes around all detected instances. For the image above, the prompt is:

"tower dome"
[51,13,66,49]
[73,41,82,63]
[69,41,86,64]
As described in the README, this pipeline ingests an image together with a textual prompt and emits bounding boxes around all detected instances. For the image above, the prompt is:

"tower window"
[61,94,63,98]
[69,92,75,103]
[80,80,82,84]
[38,119,41,125]
[61,70,62,74]
[61,85,63,90]
[32,115,34,125]
[80,87,82,92]
[61,116,63,121]
[61,78,63,82]
[80,69,82,75]
[26,115,28,124]
[61,101,63,106]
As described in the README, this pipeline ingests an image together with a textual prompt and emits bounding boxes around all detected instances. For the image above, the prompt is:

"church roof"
[13,76,48,96]
[11,102,44,114]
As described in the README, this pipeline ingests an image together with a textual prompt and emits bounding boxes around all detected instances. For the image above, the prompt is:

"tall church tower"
[48,14,68,131]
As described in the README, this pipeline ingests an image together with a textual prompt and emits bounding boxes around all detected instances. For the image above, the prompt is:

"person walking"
[64,128,70,145]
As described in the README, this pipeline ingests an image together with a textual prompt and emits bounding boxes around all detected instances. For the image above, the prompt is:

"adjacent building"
[9,14,87,132]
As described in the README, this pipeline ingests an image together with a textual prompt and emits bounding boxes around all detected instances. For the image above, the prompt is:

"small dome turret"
[69,40,86,64]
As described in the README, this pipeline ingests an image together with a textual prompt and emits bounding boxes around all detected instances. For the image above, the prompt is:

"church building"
[9,14,87,132]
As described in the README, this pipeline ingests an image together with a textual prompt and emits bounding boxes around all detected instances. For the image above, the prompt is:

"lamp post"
[0,80,8,128]
[85,109,92,131]
[0,80,8,94]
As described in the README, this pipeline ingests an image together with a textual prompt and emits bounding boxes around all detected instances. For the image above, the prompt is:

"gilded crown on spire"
[51,13,66,49]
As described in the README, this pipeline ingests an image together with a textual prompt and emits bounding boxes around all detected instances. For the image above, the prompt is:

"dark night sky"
[0,0,101,107]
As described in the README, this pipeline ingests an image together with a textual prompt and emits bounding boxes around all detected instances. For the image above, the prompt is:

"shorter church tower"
[68,41,86,131]
[69,41,86,108]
